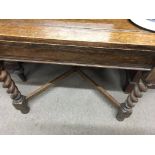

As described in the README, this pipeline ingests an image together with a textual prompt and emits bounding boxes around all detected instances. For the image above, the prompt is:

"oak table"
[0,19,155,121]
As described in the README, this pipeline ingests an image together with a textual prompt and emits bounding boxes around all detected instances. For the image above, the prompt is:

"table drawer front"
[0,41,155,70]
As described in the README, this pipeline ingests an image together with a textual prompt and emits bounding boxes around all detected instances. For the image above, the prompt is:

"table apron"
[0,41,155,71]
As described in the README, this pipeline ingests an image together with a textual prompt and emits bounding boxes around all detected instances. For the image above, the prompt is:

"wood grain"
[0,19,155,70]
[0,19,155,46]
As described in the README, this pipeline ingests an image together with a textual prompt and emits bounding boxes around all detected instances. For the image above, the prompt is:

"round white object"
[130,19,155,32]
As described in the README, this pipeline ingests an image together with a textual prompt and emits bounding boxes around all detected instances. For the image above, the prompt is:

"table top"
[0,19,155,47]
[0,19,155,71]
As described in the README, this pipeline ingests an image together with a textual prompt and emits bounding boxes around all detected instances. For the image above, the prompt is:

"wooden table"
[0,19,155,121]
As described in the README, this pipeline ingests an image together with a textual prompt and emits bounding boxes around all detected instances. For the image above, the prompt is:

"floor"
[0,63,155,135]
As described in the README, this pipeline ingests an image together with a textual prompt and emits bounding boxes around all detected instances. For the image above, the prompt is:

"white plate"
[130,19,155,32]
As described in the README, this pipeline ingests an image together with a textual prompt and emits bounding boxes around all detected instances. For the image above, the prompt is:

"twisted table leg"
[4,62,27,82]
[116,78,148,121]
[0,63,29,114]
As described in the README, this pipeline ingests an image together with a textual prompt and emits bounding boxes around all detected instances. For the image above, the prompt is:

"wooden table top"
[0,19,155,47]
[0,19,155,70]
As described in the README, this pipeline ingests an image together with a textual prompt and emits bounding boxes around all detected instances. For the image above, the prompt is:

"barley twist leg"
[4,62,27,82]
[0,63,29,114]
[116,78,148,121]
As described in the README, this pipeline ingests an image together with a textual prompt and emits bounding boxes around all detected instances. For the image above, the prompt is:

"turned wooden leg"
[4,62,27,82]
[123,70,143,93]
[124,70,155,94]
[116,78,148,121]
[0,62,29,114]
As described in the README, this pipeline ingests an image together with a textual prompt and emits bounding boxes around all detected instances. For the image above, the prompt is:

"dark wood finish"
[0,61,29,113]
[0,19,155,121]
[0,20,155,70]
[124,70,155,93]
[4,62,26,81]
[117,77,148,121]
[124,71,143,93]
